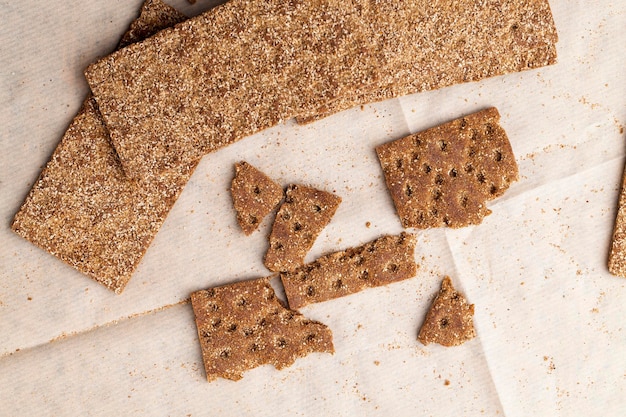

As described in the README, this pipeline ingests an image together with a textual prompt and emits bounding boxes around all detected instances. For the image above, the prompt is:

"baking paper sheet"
[1,0,625,415]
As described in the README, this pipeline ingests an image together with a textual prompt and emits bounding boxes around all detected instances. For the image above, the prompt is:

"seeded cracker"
[85,0,381,180]
[418,276,476,347]
[190,278,334,382]
[376,108,518,229]
[296,0,558,123]
[264,184,341,273]
[231,161,284,235]
[281,233,417,310]
[11,0,188,293]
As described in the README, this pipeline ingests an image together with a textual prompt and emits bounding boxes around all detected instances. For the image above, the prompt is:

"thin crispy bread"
[264,184,341,273]
[231,161,283,235]
[608,163,626,277]
[85,0,381,180]
[280,232,417,309]
[10,0,188,293]
[376,107,518,229]
[418,276,476,347]
[296,0,558,123]
[191,277,334,382]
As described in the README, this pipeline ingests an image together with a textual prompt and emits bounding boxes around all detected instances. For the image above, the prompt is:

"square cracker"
[190,277,334,382]
[376,107,519,229]
[231,161,284,235]
[418,276,476,347]
[280,232,417,310]
[11,0,188,293]
[264,184,341,273]
[296,0,558,123]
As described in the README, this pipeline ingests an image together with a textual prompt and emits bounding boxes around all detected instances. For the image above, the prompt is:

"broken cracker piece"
[376,107,518,229]
[280,232,417,310]
[10,0,188,293]
[190,277,334,382]
[264,184,341,273]
[231,161,283,235]
[418,276,476,347]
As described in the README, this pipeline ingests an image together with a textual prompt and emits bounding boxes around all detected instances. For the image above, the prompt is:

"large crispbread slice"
[264,184,341,273]
[10,0,188,293]
[190,277,334,382]
[418,276,476,347]
[376,107,518,229]
[231,161,283,235]
[280,232,417,309]
[296,0,558,123]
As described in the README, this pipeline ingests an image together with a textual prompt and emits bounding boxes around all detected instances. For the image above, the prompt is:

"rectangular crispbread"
[85,0,381,180]
[608,164,626,277]
[11,0,188,293]
[191,277,334,382]
[280,232,417,309]
[296,0,558,123]
[376,107,518,229]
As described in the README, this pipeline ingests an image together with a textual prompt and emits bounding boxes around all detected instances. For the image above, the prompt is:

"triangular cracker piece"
[376,107,518,229]
[190,278,334,382]
[264,184,341,272]
[231,161,283,235]
[418,276,476,347]
[281,233,417,310]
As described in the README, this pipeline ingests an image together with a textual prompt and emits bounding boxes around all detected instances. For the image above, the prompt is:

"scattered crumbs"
[365,221,371,228]
[444,379,451,386]
[544,355,556,373]
[590,308,599,314]
[373,360,380,366]
[27,296,32,301]
[520,281,525,286]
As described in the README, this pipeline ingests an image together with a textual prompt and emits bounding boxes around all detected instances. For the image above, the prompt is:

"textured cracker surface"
[264,184,341,273]
[376,107,518,229]
[297,0,558,123]
[191,278,334,382]
[281,232,417,309]
[418,276,476,347]
[231,161,283,235]
[85,0,381,180]
[10,0,188,293]
[608,165,626,277]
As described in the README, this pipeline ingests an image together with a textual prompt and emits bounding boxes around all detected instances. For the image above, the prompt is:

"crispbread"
[376,107,518,229]
[231,161,283,235]
[190,277,334,382]
[280,232,417,309]
[608,163,626,277]
[296,0,558,123]
[264,184,341,273]
[10,0,188,293]
[85,0,381,180]
[418,276,476,347]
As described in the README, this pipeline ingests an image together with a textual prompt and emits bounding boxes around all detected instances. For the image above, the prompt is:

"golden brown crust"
[280,232,417,309]
[10,0,188,293]
[264,184,341,273]
[231,161,284,235]
[376,107,519,229]
[418,276,476,347]
[118,0,187,48]
[296,0,558,123]
[191,278,334,382]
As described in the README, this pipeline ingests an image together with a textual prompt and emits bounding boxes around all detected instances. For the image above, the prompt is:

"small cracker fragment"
[608,163,626,277]
[264,184,341,272]
[418,276,476,347]
[231,161,283,235]
[190,277,334,382]
[280,232,417,310]
[376,107,518,229]
[10,0,188,293]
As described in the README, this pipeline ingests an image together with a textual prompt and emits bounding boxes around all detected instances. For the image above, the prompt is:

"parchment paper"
[1,0,624,415]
